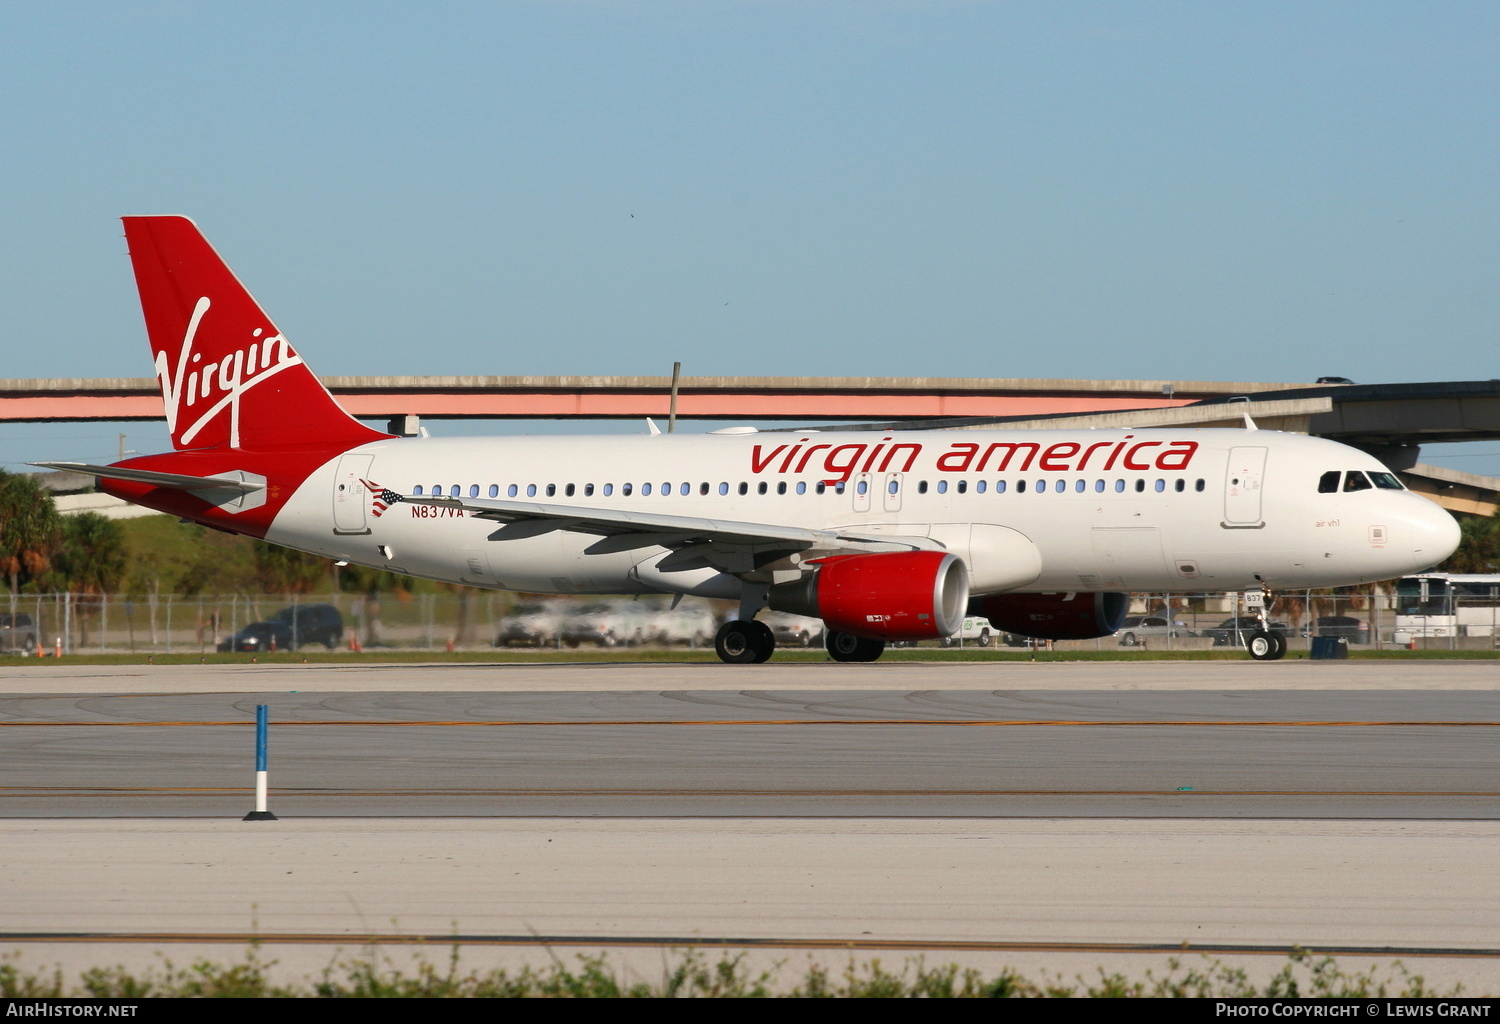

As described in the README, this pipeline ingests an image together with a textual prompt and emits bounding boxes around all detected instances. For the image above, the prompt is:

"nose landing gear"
[1246,629,1287,661]
[1246,586,1287,661]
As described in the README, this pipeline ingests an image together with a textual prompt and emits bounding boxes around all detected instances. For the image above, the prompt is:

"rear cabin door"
[333,453,375,535]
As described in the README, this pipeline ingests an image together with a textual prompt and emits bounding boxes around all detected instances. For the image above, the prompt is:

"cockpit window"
[1370,472,1404,490]
[1318,471,1340,493]
[1343,471,1373,492]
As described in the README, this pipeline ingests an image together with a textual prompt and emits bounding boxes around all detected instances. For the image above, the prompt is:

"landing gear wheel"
[1246,630,1287,661]
[715,619,776,664]
[825,630,886,663]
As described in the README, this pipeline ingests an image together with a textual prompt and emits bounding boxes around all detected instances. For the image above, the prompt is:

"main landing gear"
[825,630,885,663]
[714,619,775,664]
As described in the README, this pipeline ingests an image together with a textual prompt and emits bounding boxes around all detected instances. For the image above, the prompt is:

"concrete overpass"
[0,375,1294,424]
[12,375,1500,519]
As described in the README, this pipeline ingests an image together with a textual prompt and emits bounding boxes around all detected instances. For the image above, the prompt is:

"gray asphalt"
[3,686,1497,817]
[3,661,1498,990]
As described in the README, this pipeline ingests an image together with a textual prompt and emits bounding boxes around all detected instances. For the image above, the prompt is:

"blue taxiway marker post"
[243,704,278,821]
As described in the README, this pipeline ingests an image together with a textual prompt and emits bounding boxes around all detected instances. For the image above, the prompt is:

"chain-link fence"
[1,587,1494,656]
[0,591,725,655]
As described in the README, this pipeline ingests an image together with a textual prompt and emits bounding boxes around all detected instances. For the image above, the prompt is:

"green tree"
[45,512,128,647]
[0,471,61,597]
[50,513,127,594]
[1437,511,1500,574]
[252,541,332,594]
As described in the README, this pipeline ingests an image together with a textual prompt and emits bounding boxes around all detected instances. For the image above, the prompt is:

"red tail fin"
[123,216,389,451]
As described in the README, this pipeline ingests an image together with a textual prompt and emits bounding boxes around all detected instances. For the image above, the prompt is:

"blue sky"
[2,1,1498,472]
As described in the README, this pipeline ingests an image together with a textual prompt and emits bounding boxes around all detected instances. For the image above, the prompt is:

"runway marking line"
[2,719,1499,727]
[1,933,1497,959]
[3,787,1497,797]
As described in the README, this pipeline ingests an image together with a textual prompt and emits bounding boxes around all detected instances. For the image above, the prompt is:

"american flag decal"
[362,479,396,518]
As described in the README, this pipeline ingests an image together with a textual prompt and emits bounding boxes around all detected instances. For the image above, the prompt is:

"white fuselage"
[260,427,1460,600]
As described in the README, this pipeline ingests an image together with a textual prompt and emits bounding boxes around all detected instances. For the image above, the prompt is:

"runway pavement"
[1,659,1495,992]
[2,657,1498,693]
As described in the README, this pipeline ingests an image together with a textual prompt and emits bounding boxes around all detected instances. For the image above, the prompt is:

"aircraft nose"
[1403,497,1461,568]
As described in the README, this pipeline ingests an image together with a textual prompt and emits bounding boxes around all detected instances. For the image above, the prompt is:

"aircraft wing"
[30,461,266,494]
[384,491,928,572]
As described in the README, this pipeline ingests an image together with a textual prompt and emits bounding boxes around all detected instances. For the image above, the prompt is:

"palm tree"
[0,471,61,600]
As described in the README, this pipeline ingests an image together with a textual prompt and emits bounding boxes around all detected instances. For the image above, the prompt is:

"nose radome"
[1408,499,1462,565]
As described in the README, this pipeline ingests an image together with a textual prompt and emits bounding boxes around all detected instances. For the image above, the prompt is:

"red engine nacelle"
[769,551,969,641]
[973,592,1129,640]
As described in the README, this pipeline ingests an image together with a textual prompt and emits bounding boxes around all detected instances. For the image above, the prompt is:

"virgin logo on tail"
[154,296,305,449]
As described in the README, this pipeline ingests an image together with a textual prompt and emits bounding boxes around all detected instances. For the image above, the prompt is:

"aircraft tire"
[1246,630,1287,661]
[748,620,776,663]
[826,630,885,663]
[716,620,772,664]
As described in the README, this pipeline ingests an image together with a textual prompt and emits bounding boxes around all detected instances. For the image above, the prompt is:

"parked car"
[0,613,37,653]
[494,602,560,647]
[558,603,620,647]
[1313,616,1371,645]
[941,616,995,647]
[1114,615,1193,646]
[765,613,823,648]
[1202,617,1293,647]
[218,604,343,652]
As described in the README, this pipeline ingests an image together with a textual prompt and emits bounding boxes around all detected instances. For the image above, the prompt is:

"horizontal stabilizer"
[30,462,265,494]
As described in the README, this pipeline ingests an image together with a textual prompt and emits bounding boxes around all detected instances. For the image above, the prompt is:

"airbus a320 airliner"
[38,217,1461,663]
